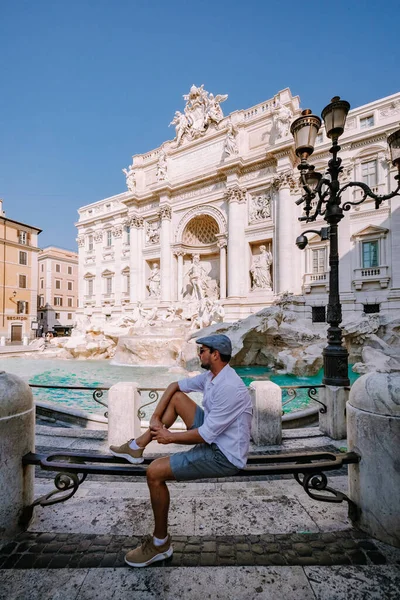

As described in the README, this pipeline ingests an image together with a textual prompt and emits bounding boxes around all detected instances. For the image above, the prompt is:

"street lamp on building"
[290,97,400,386]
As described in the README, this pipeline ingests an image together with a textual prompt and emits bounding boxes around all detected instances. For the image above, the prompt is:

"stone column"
[217,238,227,299]
[77,236,86,309]
[159,204,172,302]
[129,216,143,303]
[112,223,124,307]
[108,382,141,446]
[318,386,348,440]
[0,372,35,535]
[94,229,104,307]
[226,186,247,298]
[175,250,184,301]
[273,171,296,294]
[249,381,282,445]
[347,372,400,547]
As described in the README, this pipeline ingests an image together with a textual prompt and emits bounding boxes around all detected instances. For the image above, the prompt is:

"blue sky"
[1,0,399,250]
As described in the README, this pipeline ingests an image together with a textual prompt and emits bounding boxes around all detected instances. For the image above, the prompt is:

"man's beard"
[201,362,211,370]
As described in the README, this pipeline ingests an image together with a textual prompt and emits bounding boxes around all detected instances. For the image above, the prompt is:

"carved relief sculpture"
[223,121,238,156]
[169,84,228,146]
[145,220,160,245]
[225,186,247,203]
[147,263,161,298]
[77,237,85,248]
[94,230,103,244]
[272,98,293,139]
[158,205,172,220]
[112,225,123,238]
[249,192,271,223]
[156,150,168,182]
[130,215,144,229]
[122,163,136,192]
[250,245,273,291]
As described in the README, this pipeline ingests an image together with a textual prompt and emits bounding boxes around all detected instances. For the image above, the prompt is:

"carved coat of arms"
[170,84,228,146]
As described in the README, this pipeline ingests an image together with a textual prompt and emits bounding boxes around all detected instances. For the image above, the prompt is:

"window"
[39,296,44,307]
[68,297,73,307]
[40,312,44,319]
[88,235,94,251]
[312,248,326,274]
[40,279,44,289]
[19,274,27,288]
[54,297,63,306]
[362,241,379,268]
[41,264,44,272]
[67,313,72,320]
[105,277,113,295]
[67,281,73,291]
[125,225,130,245]
[87,279,94,296]
[364,304,380,314]
[17,301,28,314]
[55,264,60,273]
[360,115,374,129]
[19,231,27,245]
[361,160,377,187]
[312,306,326,323]
[68,266,72,275]
[55,280,61,290]
[55,313,60,320]
[126,273,130,293]
[106,230,113,247]
[19,251,27,265]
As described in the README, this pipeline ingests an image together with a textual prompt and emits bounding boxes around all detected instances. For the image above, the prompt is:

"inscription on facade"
[170,140,224,177]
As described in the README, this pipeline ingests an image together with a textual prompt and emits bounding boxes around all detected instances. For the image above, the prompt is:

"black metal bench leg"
[33,471,87,508]
[294,471,359,520]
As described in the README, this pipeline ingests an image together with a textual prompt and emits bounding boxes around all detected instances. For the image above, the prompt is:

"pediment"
[83,271,95,279]
[101,269,114,277]
[352,225,388,239]
[121,266,130,274]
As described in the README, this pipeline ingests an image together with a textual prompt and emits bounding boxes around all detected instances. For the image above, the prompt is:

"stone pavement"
[0,426,399,599]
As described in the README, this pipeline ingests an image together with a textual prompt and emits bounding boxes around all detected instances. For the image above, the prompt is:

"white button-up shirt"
[178,364,253,469]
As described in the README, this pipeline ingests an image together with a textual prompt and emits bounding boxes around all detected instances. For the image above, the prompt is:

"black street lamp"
[290,97,400,387]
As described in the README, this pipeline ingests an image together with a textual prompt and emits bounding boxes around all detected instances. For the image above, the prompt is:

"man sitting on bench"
[110,333,253,568]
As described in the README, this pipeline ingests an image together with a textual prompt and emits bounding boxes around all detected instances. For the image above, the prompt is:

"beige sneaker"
[125,534,173,568]
[109,439,144,464]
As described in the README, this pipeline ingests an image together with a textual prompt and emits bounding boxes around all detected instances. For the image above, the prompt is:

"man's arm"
[150,427,205,445]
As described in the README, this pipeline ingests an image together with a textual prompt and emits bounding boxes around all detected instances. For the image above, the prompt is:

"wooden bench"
[22,449,360,522]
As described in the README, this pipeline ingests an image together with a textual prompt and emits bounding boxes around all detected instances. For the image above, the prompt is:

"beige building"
[0,200,41,342]
[37,247,79,335]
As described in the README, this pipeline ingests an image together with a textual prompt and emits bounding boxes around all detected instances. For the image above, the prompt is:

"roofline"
[0,214,42,233]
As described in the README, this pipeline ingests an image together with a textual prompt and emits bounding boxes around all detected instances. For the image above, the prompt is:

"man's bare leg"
[146,456,175,539]
[135,389,198,448]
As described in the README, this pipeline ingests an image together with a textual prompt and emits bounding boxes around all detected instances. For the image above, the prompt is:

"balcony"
[84,295,95,307]
[353,266,390,290]
[103,293,115,306]
[352,184,385,205]
[121,291,130,304]
[303,272,329,294]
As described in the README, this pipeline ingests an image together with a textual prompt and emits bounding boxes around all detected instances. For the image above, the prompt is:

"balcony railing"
[303,272,329,293]
[353,265,390,290]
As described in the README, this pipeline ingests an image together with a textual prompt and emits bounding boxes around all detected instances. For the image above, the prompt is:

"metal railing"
[280,385,326,415]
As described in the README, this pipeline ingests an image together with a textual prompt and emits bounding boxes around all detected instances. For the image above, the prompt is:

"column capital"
[129,215,144,228]
[77,237,85,248]
[224,185,247,203]
[173,248,185,257]
[158,204,172,220]
[216,234,228,249]
[272,169,297,191]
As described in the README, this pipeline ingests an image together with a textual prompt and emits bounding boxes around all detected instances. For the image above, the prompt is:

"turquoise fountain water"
[0,358,359,417]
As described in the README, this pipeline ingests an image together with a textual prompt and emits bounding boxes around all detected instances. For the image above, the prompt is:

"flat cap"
[196,334,232,355]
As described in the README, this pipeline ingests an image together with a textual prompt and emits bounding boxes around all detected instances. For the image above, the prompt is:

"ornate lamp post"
[290,98,400,386]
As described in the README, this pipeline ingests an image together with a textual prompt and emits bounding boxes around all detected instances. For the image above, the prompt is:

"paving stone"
[357,540,378,551]
[48,554,72,568]
[313,551,333,565]
[182,553,199,566]
[236,551,254,565]
[236,543,250,552]
[201,541,216,553]
[218,544,235,557]
[251,543,264,555]
[296,556,320,566]
[0,542,18,555]
[78,553,105,568]
[199,552,217,566]
[264,543,280,553]
[36,533,56,543]
[30,554,53,568]
[99,553,119,567]
[346,549,368,565]
[341,538,358,549]
[13,554,39,569]
[218,556,236,566]
[185,544,201,553]
[41,542,64,553]
[293,543,313,556]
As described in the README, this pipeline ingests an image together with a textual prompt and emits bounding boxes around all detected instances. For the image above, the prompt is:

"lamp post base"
[322,346,350,387]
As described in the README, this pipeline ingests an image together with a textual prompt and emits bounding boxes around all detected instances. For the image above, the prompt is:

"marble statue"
[170,85,228,145]
[122,164,136,192]
[224,121,238,156]
[163,304,183,322]
[250,245,273,290]
[147,263,161,298]
[273,98,293,139]
[156,150,168,182]
[186,254,219,301]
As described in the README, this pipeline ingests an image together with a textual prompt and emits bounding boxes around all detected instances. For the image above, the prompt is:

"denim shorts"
[169,405,240,481]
